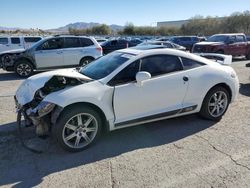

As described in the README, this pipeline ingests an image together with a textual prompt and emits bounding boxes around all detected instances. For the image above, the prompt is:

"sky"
[0,0,249,29]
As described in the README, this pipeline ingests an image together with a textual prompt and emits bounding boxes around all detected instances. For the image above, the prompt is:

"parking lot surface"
[0,61,250,188]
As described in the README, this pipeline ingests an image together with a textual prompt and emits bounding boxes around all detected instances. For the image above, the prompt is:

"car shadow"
[0,71,43,81]
[0,72,25,81]
[0,114,216,187]
[240,83,250,97]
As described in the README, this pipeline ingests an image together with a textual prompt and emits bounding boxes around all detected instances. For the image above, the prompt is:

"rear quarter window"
[181,57,205,70]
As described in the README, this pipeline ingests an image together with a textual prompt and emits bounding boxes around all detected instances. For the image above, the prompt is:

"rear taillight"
[96,47,102,52]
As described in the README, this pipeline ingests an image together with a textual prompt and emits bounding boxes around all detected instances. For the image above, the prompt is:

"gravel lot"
[0,60,250,188]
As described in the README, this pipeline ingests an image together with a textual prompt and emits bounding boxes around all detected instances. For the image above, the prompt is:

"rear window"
[11,37,20,44]
[0,38,8,44]
[180,37,191,41]
[24,37,41,43]
[207,35,228,42]
[80,38,94,47]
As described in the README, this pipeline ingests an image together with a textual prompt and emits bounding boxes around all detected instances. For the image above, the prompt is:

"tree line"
[1,10,249,36]
[68,10,250,36]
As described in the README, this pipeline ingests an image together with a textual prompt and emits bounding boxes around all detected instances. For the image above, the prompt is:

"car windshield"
[207,35,228,42]
[80,52,133,80]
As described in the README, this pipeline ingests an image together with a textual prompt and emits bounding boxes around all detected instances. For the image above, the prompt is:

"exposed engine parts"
[17,76,84,137]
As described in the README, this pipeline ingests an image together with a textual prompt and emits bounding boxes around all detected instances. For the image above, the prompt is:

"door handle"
[57,51,63,54]
[183,76,189,82]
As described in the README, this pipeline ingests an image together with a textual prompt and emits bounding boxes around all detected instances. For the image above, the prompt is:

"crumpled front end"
[15,74,87,136]
[0,49,27,71]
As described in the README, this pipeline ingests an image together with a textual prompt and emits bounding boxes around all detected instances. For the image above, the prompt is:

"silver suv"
[0,35,103,77]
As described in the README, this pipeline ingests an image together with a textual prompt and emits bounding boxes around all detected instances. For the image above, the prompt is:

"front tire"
[14,60,34,77]
[199,86,230,121]
[54,105,102,152]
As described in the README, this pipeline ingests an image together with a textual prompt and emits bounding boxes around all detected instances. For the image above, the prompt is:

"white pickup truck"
[0,36,42,53]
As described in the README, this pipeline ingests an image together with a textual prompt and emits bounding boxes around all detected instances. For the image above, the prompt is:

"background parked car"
[0,35,102,77]
[169,36,203,51]
[95,38,107,45]
[101,39,129,54]
[192,33,250,59]
[137,41,186,51]
[128,38,143,46]
[0,36,42,53]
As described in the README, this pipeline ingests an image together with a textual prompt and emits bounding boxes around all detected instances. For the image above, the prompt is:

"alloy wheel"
[208,91,228,118]
[16,63,32,76]
[62,113,98,149]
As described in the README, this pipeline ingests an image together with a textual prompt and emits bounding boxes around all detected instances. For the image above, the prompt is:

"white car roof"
[117,48,212,65]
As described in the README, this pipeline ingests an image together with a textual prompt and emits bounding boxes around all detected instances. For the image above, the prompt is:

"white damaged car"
[15,48,239,152]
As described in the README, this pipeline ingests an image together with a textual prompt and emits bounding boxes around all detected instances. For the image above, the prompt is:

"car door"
[34,38,64,69]
[111,55,189,125]
[62,37,82,66]
[0,37,10,52]
[10,37,23,50]
[226,35,238,55]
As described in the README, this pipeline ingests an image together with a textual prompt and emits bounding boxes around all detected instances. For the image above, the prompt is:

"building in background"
[157,17,225,28]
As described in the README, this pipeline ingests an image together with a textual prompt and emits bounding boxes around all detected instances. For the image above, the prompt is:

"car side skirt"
[114,105,197,128]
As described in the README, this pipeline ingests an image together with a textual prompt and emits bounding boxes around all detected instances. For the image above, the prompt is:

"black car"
[128,38,143,46]
[169,36,204,51]
[101,39,129,54]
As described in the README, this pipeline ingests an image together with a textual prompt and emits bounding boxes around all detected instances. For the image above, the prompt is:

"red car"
[192,33,250,59]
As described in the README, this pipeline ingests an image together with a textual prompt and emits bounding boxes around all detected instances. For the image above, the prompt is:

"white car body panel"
[113,71,189,124]
[15,48,239,131]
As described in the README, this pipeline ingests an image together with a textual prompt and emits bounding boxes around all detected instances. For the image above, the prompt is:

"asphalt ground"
[0,60,249,188]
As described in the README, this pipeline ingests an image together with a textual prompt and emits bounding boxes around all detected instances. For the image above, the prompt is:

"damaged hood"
[15,68,91,106]
[0,49,26,55]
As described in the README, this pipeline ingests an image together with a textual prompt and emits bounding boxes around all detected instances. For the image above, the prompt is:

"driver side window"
[38,38,63,50]
[108,60,140,86]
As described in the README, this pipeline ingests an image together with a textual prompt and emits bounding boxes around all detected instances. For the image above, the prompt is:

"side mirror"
[136,71,151,86]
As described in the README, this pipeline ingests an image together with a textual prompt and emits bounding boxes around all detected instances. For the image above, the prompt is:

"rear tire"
[199,86,230,121]
[79,57,94,67]
[14,60,34,77]
[54,105,102,152]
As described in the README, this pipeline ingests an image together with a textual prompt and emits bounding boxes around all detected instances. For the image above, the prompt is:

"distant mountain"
[0,26,20,31]
[47,22,124,33]
[0,22,124,33]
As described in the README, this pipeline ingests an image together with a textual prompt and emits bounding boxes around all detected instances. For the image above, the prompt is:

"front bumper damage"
[15,72,89,139]
[15,96,63,136]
